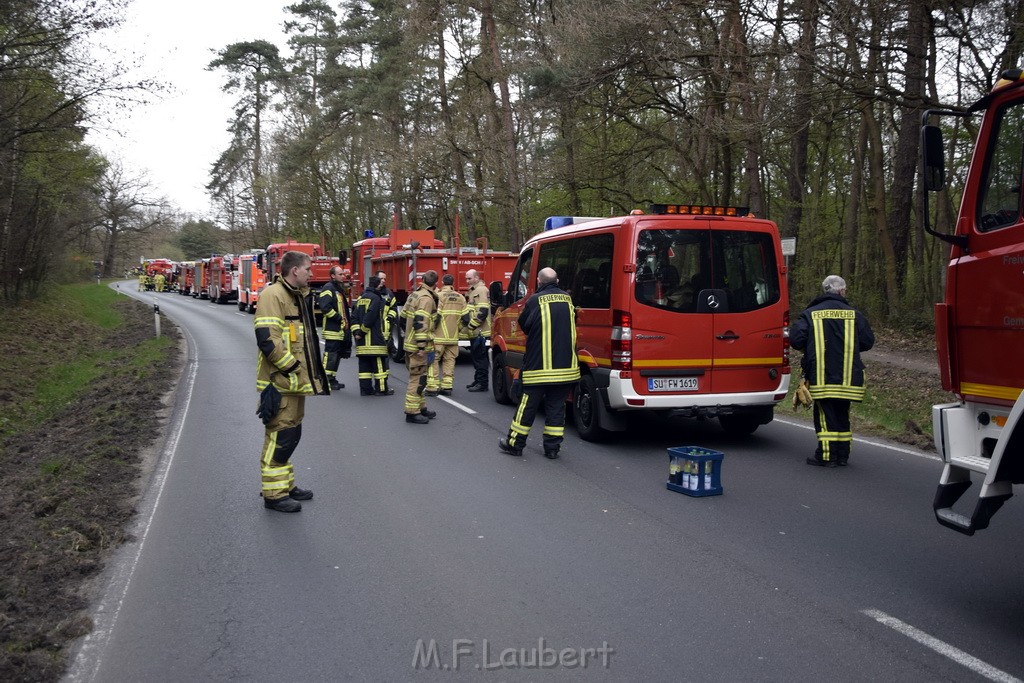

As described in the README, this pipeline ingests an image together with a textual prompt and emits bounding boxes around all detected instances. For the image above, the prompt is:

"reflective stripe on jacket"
[403,284,438,353]
[435,285,467,344]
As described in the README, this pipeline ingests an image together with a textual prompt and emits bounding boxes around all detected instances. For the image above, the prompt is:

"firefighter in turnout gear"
[402,270,440,424]
[254,251,329,512]
[318,266,352,391]
[499,268,580,459]
[352,275,393,396]
[426,274,467,396]
[790,274,875,468]
[375,270,399,360]
[463,269,491,391]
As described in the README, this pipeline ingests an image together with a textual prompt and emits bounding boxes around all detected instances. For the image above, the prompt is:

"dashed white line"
[862,608,1021,683]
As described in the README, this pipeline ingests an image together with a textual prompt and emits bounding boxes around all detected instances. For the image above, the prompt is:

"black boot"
[406,413,430,424]
[544,449,559,460]
[498,437,523,457]
[467,384,487,392]
[264,496,302,512]
[420,408,437,419]
[289,486,313,500]
[330,380,344,390]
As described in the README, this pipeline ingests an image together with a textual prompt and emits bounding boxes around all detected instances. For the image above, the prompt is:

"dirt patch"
[0,297,182,682]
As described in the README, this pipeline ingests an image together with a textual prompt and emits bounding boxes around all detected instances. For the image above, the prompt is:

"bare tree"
[92,162,171,276]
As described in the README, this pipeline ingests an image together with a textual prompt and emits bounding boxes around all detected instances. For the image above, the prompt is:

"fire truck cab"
[489,206,791,442]
[923,68,1024,534]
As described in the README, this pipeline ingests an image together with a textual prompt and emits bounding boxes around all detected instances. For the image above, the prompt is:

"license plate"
[648,377,699,392]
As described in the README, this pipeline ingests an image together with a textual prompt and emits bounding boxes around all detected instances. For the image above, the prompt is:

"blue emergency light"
[544,216,605,231]
[363,230,374,238]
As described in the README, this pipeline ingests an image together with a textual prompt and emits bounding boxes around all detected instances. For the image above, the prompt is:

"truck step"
[948,453,991,473]
[933,480,1012,536]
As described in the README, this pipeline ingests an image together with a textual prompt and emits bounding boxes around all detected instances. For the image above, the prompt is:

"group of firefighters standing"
[252,249,872,513]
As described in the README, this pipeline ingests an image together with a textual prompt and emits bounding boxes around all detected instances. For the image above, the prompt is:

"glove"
[426,351,436,365]
[257,384,282,425]
[792,378,812,410]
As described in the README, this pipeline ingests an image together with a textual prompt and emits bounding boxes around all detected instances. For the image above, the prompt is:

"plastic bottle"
[681,460,690,489]
[689,460,699,491]
[669,455,681,485]
[705,460,714,490]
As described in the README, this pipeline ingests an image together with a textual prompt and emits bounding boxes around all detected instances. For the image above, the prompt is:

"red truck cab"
[923,68,1024,533]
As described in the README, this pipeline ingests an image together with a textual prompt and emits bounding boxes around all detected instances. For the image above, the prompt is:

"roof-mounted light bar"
[647,204,749,217]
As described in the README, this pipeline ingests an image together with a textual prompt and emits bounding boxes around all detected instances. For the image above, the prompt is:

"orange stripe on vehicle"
[960,382,1023,402]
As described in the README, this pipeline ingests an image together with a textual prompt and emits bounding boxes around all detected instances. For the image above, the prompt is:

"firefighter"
[426,274,467,396]
[790,274,875,468]
[499,267,579,459]
[463,269,491,392]
[352,275,393,396]
[375,270,399,358]
[318,266,352,391]
[153,272,166,292]
[138,271,147,291]
[402,270,439,424]
[254,251,330,512]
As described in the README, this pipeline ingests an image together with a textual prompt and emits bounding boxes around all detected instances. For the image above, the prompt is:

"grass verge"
[0,283,182,682]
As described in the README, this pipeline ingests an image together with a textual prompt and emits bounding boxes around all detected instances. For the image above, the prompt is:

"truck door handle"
[716,333,740,341]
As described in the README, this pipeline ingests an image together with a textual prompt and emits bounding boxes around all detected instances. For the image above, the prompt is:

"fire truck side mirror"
[922,125,946,192]
[256,254,264,270]
[488,281,506,307]
[338,250,348,265]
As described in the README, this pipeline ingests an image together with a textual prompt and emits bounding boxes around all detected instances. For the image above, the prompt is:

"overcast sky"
[86,0,290,218]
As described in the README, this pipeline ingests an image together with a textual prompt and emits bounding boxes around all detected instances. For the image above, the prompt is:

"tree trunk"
[783,0,818,237]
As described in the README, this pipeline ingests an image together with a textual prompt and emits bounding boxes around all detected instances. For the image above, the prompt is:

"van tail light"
[782,309,791,369]
[612,309,633,373]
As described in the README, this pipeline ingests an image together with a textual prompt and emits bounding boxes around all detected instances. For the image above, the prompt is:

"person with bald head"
[463,268,492,391]
[499,267,579,459]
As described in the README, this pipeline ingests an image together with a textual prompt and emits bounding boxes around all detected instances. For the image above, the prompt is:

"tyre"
[574,374,608,442]
[492,353,513,405]
[718,411,762,436]
[237,300,245,311]
[386,321,405,364]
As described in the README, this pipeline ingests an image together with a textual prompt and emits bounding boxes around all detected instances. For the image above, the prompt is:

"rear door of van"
[631,219,715,395]
[704,224,786,394]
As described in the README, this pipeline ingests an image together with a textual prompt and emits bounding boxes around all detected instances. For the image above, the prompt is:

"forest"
[1,0,1022,324]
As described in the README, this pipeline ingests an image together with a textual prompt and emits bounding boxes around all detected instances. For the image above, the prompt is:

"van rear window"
[636,229,779,313]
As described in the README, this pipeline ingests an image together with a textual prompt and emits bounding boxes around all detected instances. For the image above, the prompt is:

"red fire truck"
[143,258,176,291]
[922,68,1024,533]
[258,241,339,290]
[207,254,237,304]
[194,259,211,299]
[343,228,518,360]
[237,251,265,313]
[179,262,196,296]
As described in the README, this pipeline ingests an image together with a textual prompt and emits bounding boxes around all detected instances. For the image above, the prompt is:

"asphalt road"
[66,283,1024,682]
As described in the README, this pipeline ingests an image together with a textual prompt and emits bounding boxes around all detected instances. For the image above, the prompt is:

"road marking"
[438,395,477,414]
[862,608,1021,683]
[67,301,200,683]
[774,417,940,461]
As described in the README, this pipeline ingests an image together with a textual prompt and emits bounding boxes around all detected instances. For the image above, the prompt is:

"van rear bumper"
[603,370,790,411]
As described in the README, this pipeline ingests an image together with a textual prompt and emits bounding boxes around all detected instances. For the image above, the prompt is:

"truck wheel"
[389,327,406,364]
[237,300,245,311]
[718,411,762,436]
[492,353,513,405]
[574,374,608,442]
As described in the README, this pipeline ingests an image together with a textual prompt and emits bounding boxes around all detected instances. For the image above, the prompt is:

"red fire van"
[489,205,791,441]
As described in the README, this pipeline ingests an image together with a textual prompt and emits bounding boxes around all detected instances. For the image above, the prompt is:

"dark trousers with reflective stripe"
[323,339,343,378]
[813,398,852,464]
[357,354,389,394]
[506,383,572,453]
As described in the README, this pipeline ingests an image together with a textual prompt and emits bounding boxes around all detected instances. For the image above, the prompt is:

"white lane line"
[438,394,477,415]
[862,608,1022,683]
[774,417,940,461]
[66,318,200,683]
